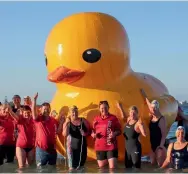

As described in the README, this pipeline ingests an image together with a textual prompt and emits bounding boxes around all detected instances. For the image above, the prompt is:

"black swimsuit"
[67,118,87,168]
[149,116,163,152]
[171,143,188,169]
[123,121,142,168]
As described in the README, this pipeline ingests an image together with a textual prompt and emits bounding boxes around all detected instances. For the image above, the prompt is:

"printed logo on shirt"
[135,152,139,154]
[107,120,112,145]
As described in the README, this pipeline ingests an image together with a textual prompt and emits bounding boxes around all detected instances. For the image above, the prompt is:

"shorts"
[23,148,33,153]
[0,145,15,165]
[96,150,118,160]
[36,147,57,166]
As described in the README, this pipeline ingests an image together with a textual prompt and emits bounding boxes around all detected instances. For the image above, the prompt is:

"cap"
[177,126,185,131]
[151,100,160,109]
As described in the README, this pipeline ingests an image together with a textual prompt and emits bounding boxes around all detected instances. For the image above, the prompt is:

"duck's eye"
[45,55,48,66]
[82,48,101,63]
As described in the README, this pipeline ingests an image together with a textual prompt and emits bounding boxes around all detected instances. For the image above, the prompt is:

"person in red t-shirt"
[0,104,16,165]
[91,101,121,169]
[32,93,64,167]
[7,105,35,168]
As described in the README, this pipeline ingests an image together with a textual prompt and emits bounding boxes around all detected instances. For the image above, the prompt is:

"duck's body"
[50,72,177,161]
[44,12,178,161]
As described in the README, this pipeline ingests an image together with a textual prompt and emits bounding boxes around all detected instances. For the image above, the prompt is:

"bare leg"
[156,148,166,167]
[108,158,117,169]
[97,159,108,168]
[16,147,26,168]
[26,149,35,165]
[149,151,156,165]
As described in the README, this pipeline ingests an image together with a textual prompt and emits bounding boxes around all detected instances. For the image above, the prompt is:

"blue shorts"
[36,147,57,166]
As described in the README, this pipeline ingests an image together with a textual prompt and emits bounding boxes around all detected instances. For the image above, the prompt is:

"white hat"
[177,126,185,132]
[151,100,160,109]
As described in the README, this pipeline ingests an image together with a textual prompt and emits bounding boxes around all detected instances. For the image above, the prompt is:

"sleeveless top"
[123,121,140,146]
[69,118,87,150]
[149,116,163,151]
[171,142,188,169]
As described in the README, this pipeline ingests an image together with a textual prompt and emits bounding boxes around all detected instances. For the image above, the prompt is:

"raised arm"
[160,143,173,168]
[140,89,152,109]
[158,117,167,148]
[32,93,38,120]
[7,105,19,121]
[116,102,127,121]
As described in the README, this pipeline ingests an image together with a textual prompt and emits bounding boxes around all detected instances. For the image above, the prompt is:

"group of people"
[0,89,188,171]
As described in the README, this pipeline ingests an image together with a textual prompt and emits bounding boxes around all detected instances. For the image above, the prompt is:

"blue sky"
[0,2,188,103]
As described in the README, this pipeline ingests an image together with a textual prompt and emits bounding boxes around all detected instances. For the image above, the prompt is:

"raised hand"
[140,88,147,98]
[34,92,38,101]
[88,102,98,109]
[116,101,123,109]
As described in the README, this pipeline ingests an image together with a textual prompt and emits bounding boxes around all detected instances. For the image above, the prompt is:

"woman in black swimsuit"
[140,89,167,167]
[63,105,91,171]
[161,126,188,170]
[117,103,146,168]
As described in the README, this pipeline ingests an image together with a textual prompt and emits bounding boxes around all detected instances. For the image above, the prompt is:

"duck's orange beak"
[48,66,85,84]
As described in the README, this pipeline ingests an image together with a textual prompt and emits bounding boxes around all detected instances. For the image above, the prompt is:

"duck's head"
[45,12,131,89]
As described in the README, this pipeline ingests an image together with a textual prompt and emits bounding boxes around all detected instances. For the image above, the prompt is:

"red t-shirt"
[16,117,35,148]
[34,116,58,153]
[93,114,121,151]
[0,116,16,145]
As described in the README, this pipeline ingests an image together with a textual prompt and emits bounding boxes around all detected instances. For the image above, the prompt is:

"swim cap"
[151,100,160,109]
[177,126,185,132]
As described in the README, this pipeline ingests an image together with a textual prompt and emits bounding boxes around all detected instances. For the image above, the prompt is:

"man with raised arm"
[32,93,64,167]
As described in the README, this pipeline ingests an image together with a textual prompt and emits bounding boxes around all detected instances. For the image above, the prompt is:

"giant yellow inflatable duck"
[44,12,178,161]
